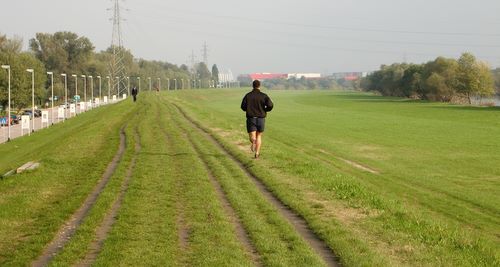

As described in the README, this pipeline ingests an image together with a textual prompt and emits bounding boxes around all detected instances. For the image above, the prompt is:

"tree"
[30,31,94,74]
[456,53,481,104]
[476,61,494,97]
[211,64,219,86]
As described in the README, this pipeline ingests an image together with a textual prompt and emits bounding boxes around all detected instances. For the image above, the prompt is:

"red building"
[249,73,288,80]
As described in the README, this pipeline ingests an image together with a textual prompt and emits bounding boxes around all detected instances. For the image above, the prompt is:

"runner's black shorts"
[246,117,265,133]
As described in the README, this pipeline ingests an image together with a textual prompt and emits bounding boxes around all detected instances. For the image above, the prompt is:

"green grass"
[165,89,500,266]
[1,90,498,266]
[0,101,134,266]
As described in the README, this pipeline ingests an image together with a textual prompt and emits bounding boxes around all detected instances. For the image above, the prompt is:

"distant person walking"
[131,86,138,102]
[241,80,274,158]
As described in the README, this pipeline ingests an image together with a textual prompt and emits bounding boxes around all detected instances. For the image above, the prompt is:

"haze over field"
[1,0,499,75]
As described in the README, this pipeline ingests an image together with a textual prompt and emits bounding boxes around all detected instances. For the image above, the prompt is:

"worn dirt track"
[77,127,141,267]
[171,103,341,267]
[31,124,128,267]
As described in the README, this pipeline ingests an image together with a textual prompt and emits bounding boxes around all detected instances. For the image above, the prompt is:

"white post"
[106,76,110,100]
[72,74,78,114]
[158,78,161,91]
[61,73,67,121]
[97,76,102,103]
[81,75,86,105]
[148,77,151,91]
[26,69,35,132]
[116,76,120,99]
[126,76,130,95]
[137,77,141,92]
[1,65,11,141]
[89,76,93,108]
[47,72,54,125]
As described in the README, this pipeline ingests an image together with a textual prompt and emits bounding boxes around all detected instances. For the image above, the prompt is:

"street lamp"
[47,72,54,125]
[106,76,110,100]
[89,76,93,108]
[61,74,67,121]
[157,78,161,91]
[81,75,86,104]
[72,74,78,114]
[148,77,151,91]
[26,69,35,132]
[116,76,120,98]
[126,76,130,96]
[1,65,11,141]
[97,76,102,102]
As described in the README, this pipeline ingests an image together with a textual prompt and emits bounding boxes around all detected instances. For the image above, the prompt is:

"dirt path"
[31,124,128,267]
[182,130,262,266]
[76,127,141,267]
[172,104,341,267]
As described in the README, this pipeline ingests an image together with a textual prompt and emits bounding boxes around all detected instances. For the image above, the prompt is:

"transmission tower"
[201,41,209,66]
[109,0,127,96]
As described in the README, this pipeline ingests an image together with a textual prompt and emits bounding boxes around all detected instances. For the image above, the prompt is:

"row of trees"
[361,53,496,103]
[0,32,219,112]
[237,76,347,90]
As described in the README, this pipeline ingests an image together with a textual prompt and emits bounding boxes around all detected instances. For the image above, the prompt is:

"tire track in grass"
[31,124,128,267]
[171,103,341,267]
[181,127,262,266]
[76,126,141,267]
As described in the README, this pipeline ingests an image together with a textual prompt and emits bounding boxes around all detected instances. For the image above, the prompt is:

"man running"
[241,80,274,158]
[131,86,138,102]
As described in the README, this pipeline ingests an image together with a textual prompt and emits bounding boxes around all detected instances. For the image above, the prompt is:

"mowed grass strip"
[162,96,327,266]
[91,97,178,266]
[156,98,253,266]
[165,89,500,266]
[47,104,143,266]
[0,101,134,266]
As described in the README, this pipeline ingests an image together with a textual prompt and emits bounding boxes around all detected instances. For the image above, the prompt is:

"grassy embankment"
[0,101,134,266]
[166,88,500,266]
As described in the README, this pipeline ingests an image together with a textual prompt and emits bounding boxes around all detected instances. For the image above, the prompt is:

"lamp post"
[116,76,120,98]
[61,74,67,121]
[157,78,161,91]
[26,69,35,132]
[47,72,54,125]
[81,75,86,104]
[126,76,130,96]
[89,75,93,108]
[97,76,101,103]
[1,65,11,141]
[71,74,78,114]
[148,77,151,91]
[106,76,110,100]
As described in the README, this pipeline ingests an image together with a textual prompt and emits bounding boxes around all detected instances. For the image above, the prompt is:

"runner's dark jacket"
[241,89,274,118]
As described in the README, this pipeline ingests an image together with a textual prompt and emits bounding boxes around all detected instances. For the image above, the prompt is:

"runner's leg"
[248,131,257,151]
[255,132,263,157]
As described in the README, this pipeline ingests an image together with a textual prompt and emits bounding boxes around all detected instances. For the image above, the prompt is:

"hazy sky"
[1,0,499,75]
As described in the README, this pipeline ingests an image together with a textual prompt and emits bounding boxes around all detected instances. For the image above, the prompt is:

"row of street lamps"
[1,66,216,141]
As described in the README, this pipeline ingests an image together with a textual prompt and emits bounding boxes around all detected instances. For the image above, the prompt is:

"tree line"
[237,76,352,90]
[360,53,498,104]
[0,32,219,112]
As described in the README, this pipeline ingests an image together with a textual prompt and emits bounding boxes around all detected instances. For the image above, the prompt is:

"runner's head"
[253,80,261,89]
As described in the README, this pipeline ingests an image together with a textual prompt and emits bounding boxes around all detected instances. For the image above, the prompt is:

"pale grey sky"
[1,0,499,75]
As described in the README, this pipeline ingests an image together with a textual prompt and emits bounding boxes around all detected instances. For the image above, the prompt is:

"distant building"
[249,73,288,80]
[331,72,368,81]
[287,73,321,79]
[245,73,321,81]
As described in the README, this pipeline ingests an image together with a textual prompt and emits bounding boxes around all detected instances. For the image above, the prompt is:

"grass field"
[0,89,498,266]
